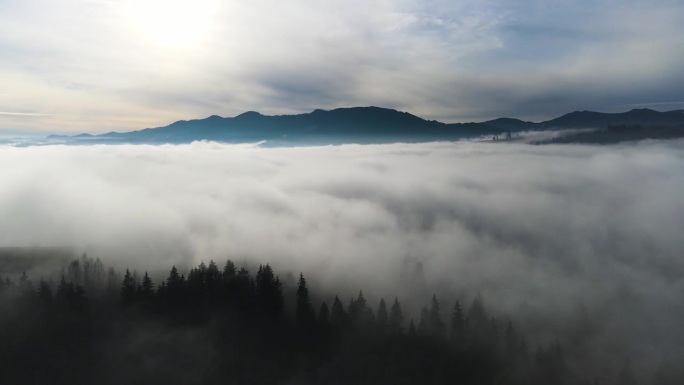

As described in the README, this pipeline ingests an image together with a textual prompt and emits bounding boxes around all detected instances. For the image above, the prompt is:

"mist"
[2,139,684,378]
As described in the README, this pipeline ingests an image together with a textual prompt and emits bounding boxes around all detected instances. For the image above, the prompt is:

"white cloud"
[1,0,683,132]
[1,140,684,375]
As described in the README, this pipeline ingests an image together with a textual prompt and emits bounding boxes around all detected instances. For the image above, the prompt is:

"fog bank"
[2,140,684,377]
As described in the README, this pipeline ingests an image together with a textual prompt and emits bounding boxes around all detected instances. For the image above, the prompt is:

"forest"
[536,124,684,144]
[0,254,679,385]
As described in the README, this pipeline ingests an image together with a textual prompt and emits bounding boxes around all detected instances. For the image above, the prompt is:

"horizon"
[2,0,684,134]
[10,105,684,138]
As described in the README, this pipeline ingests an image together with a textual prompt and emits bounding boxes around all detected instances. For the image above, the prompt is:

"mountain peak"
[235,111,262,119]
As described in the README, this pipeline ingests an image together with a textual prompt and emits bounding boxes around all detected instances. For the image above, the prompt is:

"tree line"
[1,254,678,384]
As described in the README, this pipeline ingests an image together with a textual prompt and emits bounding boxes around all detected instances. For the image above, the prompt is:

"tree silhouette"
[0,257,620,385]
[140,272,154,301]
[295,273,316,331]
[389,297,404,333]
[348,290,374,329]
[18,272,35,301]
[450,300,465,346]
[120,269,136,306]
[255,264,283,318]
[330,295,347,329]
[376,298,388,329]
[205,260,221,300]
[37,278,53,306]
[429,294,446,339]
[165,265,183,303]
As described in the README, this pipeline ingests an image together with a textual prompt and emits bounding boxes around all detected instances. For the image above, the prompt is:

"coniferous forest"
[0,254,680,385]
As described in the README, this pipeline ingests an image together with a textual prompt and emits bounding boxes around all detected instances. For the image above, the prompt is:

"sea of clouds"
[2,139,684,377]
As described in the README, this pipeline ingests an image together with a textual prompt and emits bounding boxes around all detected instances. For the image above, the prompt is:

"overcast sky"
[1,0,684,133]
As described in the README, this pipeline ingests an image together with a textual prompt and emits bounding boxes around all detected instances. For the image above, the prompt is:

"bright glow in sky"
[1,0,683,133]
[126,0,217,48]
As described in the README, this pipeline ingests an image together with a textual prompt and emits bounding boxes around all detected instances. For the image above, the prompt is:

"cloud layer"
[1,140,684,378]
[1,0,684,133]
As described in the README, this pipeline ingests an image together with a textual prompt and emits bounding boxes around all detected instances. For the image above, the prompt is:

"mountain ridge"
[53,106,684,145]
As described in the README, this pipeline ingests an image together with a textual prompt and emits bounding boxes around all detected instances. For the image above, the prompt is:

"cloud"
[1,0,683,132]
[1,140,684,378]
[0,111,52,116]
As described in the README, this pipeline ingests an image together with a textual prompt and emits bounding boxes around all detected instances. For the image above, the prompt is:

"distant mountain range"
[48,107,684,145]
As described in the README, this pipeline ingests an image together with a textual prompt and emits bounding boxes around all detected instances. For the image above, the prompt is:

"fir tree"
[388,297,404,333]
[205,260,221,299]
[120,269,136,306]
[18,271,35,300]
[296,273,316,331]
[429,294,446,339]
[37,278,53,306]
[376,298,388,328]
[330,295,347,329]
[450,300,465,345]
[140,272,154,301]
[255,264,283,318]
[223,260,236,280]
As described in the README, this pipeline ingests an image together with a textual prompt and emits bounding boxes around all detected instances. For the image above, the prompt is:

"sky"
[1,0,684,134]
[2,140,684,377]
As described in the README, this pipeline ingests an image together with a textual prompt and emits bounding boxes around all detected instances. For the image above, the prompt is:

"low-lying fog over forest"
[2,140,684,383]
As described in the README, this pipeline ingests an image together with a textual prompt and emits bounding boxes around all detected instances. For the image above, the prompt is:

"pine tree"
[389,297,404,333]
[18,271,35,300]
[347,290,368,319]
[166,266,183,301]
[223,260,236,280]
[140,272,154,301]
[504,321,518,362]
[348,290,374,329]
[235,267,254,308]
[376,298,388,329]
[429,294,446,339]
[121,269,136,306]
[468,293,489,344]
[255,264,283,318]
[67,260,81,286]
[187,264,205,301]
[205,260,221,299]
[450,300,465,345]
[37,278,53,306]
[330,295,346,329]
[296,273,316,331]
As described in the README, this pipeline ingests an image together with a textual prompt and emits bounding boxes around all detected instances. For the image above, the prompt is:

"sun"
[126,0,217,48]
